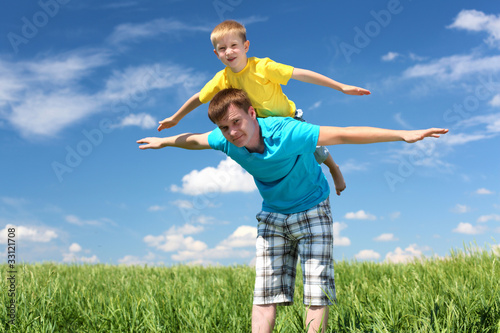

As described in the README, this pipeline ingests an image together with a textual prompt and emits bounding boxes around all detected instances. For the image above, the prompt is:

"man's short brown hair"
[208,88,253,124]
[210,20,247,48]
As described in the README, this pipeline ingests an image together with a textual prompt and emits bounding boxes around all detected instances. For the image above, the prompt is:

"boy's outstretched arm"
[158,92,203,131]
[137,132,212,150]
[317,127,448,146]
[291,68,371,95]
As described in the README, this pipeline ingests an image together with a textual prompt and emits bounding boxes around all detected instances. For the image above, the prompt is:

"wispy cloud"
[107,18,212,46]
[382,52,400,62]
[403,54,500,81]
[451,204,470,214]
[0,51,205,139]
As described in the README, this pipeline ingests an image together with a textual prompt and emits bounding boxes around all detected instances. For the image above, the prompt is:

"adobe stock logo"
[7,0,72,54]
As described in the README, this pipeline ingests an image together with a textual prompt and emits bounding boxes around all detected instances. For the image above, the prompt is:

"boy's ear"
[213,49,218,57]
[244,40,250,52]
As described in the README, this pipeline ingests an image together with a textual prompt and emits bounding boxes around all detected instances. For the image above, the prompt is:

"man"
[137,88,447,333]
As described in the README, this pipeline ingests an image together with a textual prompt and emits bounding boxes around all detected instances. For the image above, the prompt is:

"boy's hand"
[341,85,371,96]
[402,128,449,143]
[157,117,179,131]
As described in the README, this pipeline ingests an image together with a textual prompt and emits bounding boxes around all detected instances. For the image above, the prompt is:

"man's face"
[216,104,259,149]
[213,33,249,73]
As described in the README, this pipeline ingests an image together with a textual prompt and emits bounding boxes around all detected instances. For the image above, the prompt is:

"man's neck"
[245,126,265,154]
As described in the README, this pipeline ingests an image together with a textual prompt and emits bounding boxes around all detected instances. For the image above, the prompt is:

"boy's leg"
[315,147,346,196]
[322,152,346,196]
[252,304,277,333]
[306,306,329,333]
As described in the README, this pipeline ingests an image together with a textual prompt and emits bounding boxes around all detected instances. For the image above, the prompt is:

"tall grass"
[1,245,499,332]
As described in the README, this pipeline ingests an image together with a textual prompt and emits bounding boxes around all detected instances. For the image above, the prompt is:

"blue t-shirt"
[208,117,330,214]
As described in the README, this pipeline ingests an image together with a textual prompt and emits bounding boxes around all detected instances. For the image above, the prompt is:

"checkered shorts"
[253,198,336,306]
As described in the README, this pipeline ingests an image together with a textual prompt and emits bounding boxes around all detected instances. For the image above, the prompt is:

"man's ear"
[248,106,257,119]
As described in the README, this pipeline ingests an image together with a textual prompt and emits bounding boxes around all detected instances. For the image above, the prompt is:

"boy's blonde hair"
[210,20,247,48]
[208,88,252,124]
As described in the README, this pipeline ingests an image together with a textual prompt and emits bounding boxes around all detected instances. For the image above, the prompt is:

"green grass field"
[2,246,500,332]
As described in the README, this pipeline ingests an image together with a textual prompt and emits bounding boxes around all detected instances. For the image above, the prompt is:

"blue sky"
[1,0,499,266]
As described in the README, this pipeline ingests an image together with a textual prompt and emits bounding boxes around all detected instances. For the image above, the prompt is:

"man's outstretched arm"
[137,132,212,150]
[317,127,448,146]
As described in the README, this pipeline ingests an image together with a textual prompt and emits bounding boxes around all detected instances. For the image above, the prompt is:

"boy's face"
[215,104,261,151]
[213,33,249,73]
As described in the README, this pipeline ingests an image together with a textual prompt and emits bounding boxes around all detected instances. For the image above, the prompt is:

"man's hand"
[341,85,371,96]
[402,128,449,143]
[137,137,166,149]
[157,117,178,131]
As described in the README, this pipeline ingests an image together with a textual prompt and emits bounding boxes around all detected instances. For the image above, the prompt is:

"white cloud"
[220,226,257,248]
[0,51,205,139]
[62,243,99,263]
[144,224,206,252]
[107,18,211,46]
[69,243,82,253]
[451,204,471,214]
[115,113,156,129]
[63,253,99,264]
[118,252,158,266]
[452,222,486,234]
[171,157,257,195]
[333,222,351,246]
[448,10,500,47]
[476,188,494,195]
[456,113,500,134]
[144,223,257,263]
[477,214,500,223]
[374,233,398,242]
[0,224,58,243]
[355,249,381,260]
[344,210,376,220]
[440,132,493,146]
[403,54,500,81]
[385,244,425,263]
[382,52,400,62]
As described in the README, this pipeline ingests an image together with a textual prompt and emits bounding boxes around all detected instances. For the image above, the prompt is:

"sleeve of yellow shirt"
[199,70,228,104]
[258,58,294,86]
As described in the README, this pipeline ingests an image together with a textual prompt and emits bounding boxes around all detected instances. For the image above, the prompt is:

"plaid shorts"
[253,198,336,306]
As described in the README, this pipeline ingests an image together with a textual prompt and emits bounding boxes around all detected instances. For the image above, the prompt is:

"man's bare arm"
[317,127,448,146]
[137,132,211,150]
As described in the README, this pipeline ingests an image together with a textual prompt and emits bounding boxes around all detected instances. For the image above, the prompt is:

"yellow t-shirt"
[199,57,296,118]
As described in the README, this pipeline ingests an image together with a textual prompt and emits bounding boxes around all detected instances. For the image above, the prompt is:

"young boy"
[157,20,371,195]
